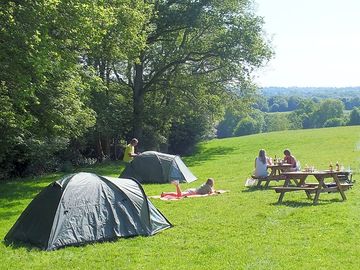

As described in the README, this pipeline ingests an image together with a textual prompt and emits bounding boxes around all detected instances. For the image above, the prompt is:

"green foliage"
[233,117,259,136]
[264,113,290,132]
[1,126,360,269]
[112,0,273,148]
[312,99,344,127]
[0,0,272,177]
[0,0,102,177]
[216,110,243,138]
[168,111,216,155]
[348,107,360,125]
[323,118,344,127]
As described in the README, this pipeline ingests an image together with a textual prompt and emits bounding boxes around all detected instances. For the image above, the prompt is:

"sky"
[254,0,360,87]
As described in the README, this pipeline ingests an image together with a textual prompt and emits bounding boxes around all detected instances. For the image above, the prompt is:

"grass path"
[1,126,360,269]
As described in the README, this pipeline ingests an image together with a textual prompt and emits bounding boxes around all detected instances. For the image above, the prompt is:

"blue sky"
[254,0,360,87]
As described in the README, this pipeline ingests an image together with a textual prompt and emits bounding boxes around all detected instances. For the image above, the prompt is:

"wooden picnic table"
[255,163,293,188]
[274,170,352,204]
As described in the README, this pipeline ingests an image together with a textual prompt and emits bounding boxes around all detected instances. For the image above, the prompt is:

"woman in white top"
[254,149,272,177]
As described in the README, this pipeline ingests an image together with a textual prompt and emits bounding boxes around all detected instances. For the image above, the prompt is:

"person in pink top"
[283,149,298,171]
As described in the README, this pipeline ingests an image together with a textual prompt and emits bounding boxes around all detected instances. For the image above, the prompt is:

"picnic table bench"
[274,170,353,204]
[253,163,294,188]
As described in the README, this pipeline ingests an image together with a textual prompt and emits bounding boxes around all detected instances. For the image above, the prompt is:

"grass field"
[1,126,360,269]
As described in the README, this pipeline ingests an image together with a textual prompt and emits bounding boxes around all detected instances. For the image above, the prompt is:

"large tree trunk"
[133,62,145,144]
[96,132,105,162]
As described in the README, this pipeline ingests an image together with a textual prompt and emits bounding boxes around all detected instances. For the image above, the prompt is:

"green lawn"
[1,126,360,269]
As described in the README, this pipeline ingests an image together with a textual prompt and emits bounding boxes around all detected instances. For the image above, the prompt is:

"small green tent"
[5,172,171,250]
[120,151,197,184]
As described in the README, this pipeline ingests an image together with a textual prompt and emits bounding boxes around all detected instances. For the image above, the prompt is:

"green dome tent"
[120,151,197,184]
[5,172,171,250]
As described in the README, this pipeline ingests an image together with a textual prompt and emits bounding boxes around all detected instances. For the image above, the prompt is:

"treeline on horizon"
[254,88,360,113]
[261,86,360,98]
[0,1,273,180]
[217,89,360,138]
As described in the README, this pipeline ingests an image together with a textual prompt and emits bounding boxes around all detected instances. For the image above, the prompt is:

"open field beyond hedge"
[1,126,360,270]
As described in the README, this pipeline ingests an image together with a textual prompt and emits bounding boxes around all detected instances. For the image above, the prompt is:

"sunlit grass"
[1,126,360,269]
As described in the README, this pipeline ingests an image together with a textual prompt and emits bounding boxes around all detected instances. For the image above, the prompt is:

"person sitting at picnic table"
[283,149,299,171]
[161,178,215,198]
[254,149,273,178]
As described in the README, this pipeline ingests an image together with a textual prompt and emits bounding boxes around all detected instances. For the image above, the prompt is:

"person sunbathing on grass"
[161,178,215,198]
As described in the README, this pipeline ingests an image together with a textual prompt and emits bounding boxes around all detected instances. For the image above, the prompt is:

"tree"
[233,117,259,136]
[233,109,264,136]
[312,99,344,127]
[111,0,272,146]
[287,96,302,111]
[323,118,344,127]
[290,99,318,129]
[217,110,242,138]
[348,107,360,125]
[252,95,269,112]
[264,113,290,132]
[83,0,149,159]
[0,1,136,177]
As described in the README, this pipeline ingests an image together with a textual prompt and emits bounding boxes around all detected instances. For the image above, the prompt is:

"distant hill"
[260,87,360,98]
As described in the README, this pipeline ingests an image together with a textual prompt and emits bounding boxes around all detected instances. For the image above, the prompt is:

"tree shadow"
[184,145,237,167]
[0,175,63,223]
[0,175,60,201]
[75,160,124,177]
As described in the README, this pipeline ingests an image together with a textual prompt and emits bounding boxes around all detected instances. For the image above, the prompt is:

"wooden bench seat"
[273,186,318,193]
[252,175,288,188]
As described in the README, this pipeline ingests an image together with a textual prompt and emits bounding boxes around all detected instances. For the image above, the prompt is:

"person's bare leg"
[174,182,182,197]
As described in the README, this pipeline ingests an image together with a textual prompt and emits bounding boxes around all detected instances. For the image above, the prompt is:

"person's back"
[254,157,268,177]
[195,182,213,195]
[123,143,133,162]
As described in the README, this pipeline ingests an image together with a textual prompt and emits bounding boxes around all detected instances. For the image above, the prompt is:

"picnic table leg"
[313,176,325,204]
[264,178,271,188]
[256,178,262,188]
[278,191,285,203]
[277,177,291,203]
[333,174,347,201]
[298,176,312,200]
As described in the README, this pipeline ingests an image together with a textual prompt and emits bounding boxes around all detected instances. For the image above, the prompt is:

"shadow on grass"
[0,161,123,202]
[0,174,60,201]
[184,145,237,167]
[242,186,267,192]
[74,160,124,176]
[270,198,344,207]
[0,161,125,222]
[241,185,285,192]
[2,240,38,252]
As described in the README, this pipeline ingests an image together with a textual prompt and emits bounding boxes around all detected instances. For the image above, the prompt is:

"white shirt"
[254,157,268,177]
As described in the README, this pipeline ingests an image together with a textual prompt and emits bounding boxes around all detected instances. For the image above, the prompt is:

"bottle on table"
[336,161,339,171]
[329,162,333,171]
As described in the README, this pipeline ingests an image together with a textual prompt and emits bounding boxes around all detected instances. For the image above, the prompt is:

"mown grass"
[1,126,360,269]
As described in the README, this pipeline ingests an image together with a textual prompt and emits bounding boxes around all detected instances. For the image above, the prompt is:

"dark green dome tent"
[120,151,197,184]
[5,172,171,250]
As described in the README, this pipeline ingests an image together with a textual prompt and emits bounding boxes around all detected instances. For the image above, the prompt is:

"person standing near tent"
[161,178,215,198]
[123,138,139,162]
